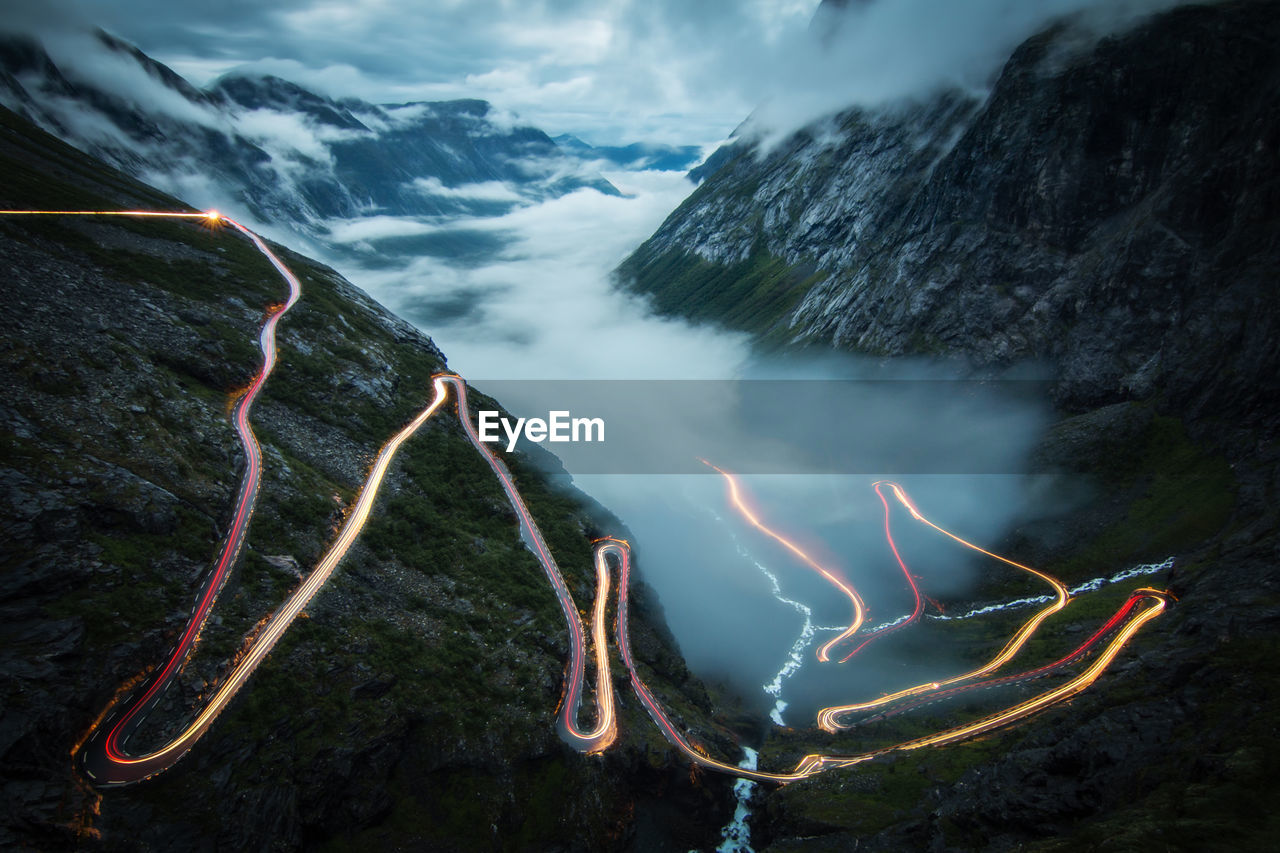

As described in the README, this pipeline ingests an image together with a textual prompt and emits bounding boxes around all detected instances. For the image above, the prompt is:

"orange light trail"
[11,208,1169,792]
[860,588,1154,723]
[833,480,926,662]
[0,209,212,218]
[0,208,298,784]
[600,537,816,783]
[87,379,448,784]
[4,208,449,785]
[815,481,1071,730]
[440,376,616,752]
[702,460,866,662]
[594,536,1171,784]
[883,589,1168,753]
[695,471,1172,779]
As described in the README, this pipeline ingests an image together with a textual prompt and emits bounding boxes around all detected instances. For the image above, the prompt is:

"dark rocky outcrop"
[617,1,1280,849]
[622,0,1280,434]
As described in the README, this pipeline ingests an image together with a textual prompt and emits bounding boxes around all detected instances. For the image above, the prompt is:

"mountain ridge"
[620,0,1280,433]
[614,1,1280,847]
[0,103,736,850]
[0,28,621,231]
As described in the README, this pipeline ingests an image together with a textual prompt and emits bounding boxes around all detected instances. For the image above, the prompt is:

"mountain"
[553,133,705,172]
[0,106,736,850]
[620,0,1280,431]
[0,29,619,231]
[617,0,1280,848]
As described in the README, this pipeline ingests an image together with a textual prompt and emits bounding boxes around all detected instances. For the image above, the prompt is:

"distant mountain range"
[0,29,690,237]
[552,134,703,172]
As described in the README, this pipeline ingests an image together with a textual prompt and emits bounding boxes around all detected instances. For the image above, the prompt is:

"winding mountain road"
[42,211,302,785]
[2,207,1176,789]
[437,375,617,753]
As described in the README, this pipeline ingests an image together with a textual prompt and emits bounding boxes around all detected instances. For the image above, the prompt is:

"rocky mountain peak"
[209,72,371,131]
[620,0,1280,433]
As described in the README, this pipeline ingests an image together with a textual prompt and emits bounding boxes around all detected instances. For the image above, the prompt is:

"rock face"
[0,107,734,850]
[617,1,1280,849]
[620,0,1280,431]
[0,30,618,230]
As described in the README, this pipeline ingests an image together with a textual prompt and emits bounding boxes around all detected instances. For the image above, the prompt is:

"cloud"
[0,0,1175,711]
[742,0,1212,146]
[20,92,137,150]
[324,215,442,244]
[38,28,223,129]
[232,109,342,163]
[3,0,1213,151]
[329,167,749,379]
[298,150,1060,707]
[409,177,525,203]
[4,0,778,147]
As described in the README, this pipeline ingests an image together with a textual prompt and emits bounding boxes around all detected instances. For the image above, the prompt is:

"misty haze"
[1,0,1273,850]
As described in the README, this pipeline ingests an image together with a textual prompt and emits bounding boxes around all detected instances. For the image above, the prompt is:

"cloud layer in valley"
[1,0,1183,722]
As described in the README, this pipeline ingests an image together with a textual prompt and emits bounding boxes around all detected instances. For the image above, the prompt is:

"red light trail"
[0,208,300,785]
[826,480,928,661]
[701,460,867,663]
[2,207,1171,790]
[705,468,1168,763]
[815,480,1074,729]
[436,375,617,753]
[849,589,1160,726]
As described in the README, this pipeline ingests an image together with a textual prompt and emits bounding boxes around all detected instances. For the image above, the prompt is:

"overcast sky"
[12,0,828,147]
[7,0,1197,149]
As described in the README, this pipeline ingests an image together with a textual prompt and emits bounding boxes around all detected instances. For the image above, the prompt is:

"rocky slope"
[0,106,737,851]
[618,0,1280,849]
[621,0,1280,430]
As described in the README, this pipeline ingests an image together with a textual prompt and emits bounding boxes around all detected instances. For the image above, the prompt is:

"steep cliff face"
[0,107,733,851]
[621,0,1280,430]
[619,2,1280,849]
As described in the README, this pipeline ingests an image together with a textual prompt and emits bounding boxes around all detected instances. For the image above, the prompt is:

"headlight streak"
[927,556,1176,622]
[600,538,817,783]
[5,207,1171,792]
[0,209,215,218]
[730,522,817,724]
[833,480,926,662]
[845,590,1152,725]
[693,499,827,726]
[7,208,442,785]
[877,590,1169,755]
[814,480,1073,730]
[436,376,617,753]
[86,378,449,785]
[0,208,303,786]
[694,468,1170,779]
[592,538,1172,784]
[700,460,867,663]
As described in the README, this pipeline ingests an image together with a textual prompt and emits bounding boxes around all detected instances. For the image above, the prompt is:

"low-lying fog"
[312,164,1061,727]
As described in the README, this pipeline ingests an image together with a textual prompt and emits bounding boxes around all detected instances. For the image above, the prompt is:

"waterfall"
[716,747,759,853]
